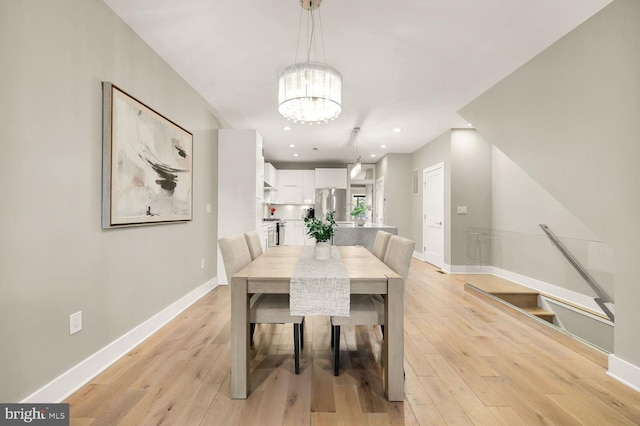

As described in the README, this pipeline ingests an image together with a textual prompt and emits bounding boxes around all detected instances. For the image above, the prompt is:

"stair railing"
[539,224,614,322]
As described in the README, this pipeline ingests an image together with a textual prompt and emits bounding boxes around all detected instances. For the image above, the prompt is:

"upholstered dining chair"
[244,230,305,347]
[371,230,392,260]
[219,233,304,374]
[369,230,393,307]
[243,230,267,347]
[330,235,415,375]
[244,230,264,261]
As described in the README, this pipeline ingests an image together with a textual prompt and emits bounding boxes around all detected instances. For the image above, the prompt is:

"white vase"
[314,241,331,260]
[355,219,366,226]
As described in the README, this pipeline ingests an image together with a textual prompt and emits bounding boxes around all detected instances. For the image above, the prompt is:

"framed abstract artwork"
[102,82,193,228]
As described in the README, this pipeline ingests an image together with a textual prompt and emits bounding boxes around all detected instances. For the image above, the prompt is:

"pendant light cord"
[355,135,358,161]
[294,6,303,63]
[318,7,326,64]
[294,1,328,65]
[307,6,315,62]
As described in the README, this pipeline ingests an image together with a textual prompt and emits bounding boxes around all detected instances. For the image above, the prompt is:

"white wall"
[217,129,262,284]
[0,0,222,401]
[460,0,640,369]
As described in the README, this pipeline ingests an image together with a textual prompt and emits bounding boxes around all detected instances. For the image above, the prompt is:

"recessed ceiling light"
[467,123,473,127]
[283,126,291,131]
[289,144,295,148]
[370,154,376,158]
[393,128,402,133]
[293,153,298,157]
[380,145,386,149]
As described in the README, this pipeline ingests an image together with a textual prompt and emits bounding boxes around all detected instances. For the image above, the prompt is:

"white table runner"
[289,246,350,316]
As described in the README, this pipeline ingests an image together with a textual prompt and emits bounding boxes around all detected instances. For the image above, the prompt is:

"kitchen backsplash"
[263,203,313,220]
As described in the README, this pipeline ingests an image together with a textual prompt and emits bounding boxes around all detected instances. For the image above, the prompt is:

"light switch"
[457,206,468,215]
[206,203,212,214]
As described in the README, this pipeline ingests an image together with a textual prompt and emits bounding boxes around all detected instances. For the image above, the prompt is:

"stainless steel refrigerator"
[315,188,348,222]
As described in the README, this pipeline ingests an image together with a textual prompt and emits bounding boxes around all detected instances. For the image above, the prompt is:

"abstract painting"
[102,82,193,228]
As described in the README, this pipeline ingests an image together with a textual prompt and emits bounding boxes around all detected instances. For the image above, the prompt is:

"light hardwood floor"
[66,260,640,425]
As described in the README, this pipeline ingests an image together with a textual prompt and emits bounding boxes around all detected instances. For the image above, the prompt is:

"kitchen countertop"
[333,223,399,252]
[336,222,397,229]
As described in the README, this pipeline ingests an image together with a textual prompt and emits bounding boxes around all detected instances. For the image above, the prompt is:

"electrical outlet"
[201,258,205,269]
[70,311,82,335]
[206,203,212,214]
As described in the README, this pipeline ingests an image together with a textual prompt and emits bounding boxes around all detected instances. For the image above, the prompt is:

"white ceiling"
[102,0,611,164]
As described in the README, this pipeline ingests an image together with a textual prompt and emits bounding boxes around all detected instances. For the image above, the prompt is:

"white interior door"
[423,163,444,268]
[375,177,384,225]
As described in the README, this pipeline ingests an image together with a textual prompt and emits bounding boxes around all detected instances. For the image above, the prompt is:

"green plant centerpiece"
[304,211,336,260]
[304,211,336,242]
[350,199,367,226]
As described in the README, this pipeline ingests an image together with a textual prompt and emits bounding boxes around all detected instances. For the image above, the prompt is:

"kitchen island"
[333,222,398,252]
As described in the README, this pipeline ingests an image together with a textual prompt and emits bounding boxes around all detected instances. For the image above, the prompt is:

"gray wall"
[409,129,492,267]
[460,0,640,366]
[375,154,412,238]
[491,147,614,298]
[450,130,492,266]
[410,131,452,264]
[0,0,222,401]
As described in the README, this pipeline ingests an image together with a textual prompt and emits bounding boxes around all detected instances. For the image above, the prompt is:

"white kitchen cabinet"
[263,163,279,202]
[283,219,313,245]
[298,220,317,245]
[279,186,301,204]
[264,163,278,188]
[263,187,277,203]
[261,222,276,250]
[278,189,302,204]
[256,151,264,202]
[283,220,297,245]
[217,129,264,284]
[277,170,302,203]
[277,170,316,204]
[315,168,347,189]
[302,170,315,204]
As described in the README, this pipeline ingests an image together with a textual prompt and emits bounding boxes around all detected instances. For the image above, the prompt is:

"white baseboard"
[446,264,492,274]
[607,355,640,393]
[21,276,218,403]
[490,266,604,315]
[412,251,424,261]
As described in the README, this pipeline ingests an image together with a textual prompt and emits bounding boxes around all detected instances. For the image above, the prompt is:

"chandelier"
[278,0,342,125]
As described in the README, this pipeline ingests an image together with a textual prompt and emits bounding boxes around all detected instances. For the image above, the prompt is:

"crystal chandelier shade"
[278,0,342,125]
[278,63,342,124]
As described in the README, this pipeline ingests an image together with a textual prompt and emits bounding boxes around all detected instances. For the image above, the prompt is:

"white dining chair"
[371,230,392,260]
[244,230,264,261]
[244,230,306,350]
[330,235,415,376]
[219,233,304,374]
[370,230,393,307]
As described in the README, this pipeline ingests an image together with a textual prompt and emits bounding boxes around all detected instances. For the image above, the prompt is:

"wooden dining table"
[230,245,404,401]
